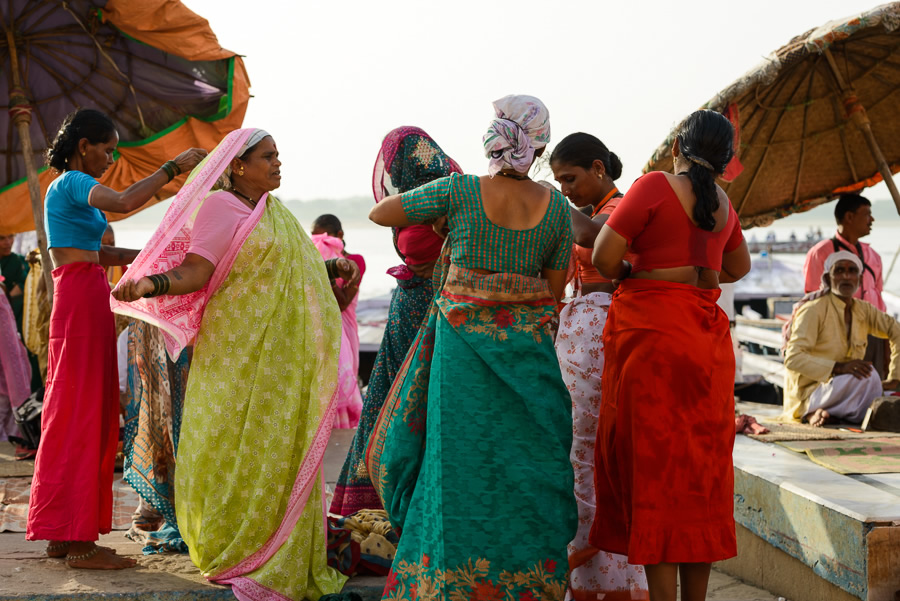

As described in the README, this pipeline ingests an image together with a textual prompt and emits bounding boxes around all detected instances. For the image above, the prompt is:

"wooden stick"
[824,48,900,216]
[4,26,54,301]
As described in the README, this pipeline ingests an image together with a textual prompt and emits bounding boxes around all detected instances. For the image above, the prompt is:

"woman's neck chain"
[231,187,258,207]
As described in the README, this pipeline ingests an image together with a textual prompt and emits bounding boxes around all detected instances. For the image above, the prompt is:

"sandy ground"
[0,429,783,600]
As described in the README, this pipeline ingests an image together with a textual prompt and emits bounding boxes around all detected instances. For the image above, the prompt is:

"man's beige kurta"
[782,294,900,422]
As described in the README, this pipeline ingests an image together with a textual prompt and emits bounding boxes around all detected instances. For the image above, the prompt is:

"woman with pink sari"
[0,285,30,440]
[311,214,365,429]
[112,128,358,600]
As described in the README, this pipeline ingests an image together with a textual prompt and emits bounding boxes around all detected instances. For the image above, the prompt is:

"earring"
[237,168,244,176]
[597,173,603,180]
[81,152,86,157]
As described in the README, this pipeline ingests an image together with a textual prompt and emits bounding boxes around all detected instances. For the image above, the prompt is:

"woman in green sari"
[367,96,577,601]
[112,128,358,601]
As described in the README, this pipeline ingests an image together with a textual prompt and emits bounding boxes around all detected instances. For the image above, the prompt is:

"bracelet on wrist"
[165,160,182,176]
[160,163,175,182]
[142,273,172,298]
[324,258,339,280]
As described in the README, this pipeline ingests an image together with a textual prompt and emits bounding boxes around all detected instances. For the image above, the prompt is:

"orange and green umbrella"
[0,0,250,236]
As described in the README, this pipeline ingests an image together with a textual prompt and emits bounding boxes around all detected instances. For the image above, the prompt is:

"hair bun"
[607,151,623,180]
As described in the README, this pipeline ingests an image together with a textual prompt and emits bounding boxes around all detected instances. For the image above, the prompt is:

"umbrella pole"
[5,31,54,301]
[824,49,900,215]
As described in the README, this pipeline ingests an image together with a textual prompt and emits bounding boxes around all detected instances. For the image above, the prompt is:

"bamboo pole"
[6,27,54,300]
[824,48,900,215]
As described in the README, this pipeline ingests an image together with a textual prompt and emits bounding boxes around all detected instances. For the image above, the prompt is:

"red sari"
[27,262,119,541]
[589,172,741,565]
[590,279,737,565]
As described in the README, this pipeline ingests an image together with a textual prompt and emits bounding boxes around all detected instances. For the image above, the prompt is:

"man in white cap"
[782,251,900,426]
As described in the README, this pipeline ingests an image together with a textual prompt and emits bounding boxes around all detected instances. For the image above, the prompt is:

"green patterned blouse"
[400,173,573,276]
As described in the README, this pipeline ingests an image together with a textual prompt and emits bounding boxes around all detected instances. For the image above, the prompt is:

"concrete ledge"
[733,436,900,600]
[719,524,860,601]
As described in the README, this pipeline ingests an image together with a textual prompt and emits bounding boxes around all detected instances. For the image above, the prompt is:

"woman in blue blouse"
[25,109,205,570]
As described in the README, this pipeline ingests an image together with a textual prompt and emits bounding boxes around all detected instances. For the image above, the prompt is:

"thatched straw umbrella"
[644,2,900,229]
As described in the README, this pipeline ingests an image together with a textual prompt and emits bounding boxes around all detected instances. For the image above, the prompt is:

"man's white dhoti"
[806,371,882,423]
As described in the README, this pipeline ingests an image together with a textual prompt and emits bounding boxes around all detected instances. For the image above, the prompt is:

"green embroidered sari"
[368,260,576,601]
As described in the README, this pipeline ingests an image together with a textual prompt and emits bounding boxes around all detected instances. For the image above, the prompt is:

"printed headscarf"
[781,251,864,350]
[372,127,462,270]
[372,126,462,202]
[482,95,551,177]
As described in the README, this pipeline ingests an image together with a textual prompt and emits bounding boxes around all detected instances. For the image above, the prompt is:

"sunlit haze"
[181,0,893,203]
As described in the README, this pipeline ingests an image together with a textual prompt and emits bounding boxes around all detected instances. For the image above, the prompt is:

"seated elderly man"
[783,250,900,426]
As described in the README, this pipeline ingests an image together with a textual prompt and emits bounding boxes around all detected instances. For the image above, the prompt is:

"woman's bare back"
[631,173,730,289]
[478,176,552,231]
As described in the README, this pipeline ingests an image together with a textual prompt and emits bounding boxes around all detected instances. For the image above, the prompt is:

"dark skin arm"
[98,246,141,267]
[719,240,752,283]
[88,148,207,214]
[570,207,608,248]
[113,255,361,302]
[112,253,217,301]
[332,281,360,312]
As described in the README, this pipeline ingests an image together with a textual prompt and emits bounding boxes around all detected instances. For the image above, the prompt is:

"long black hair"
[675,110,734,231]
[46,109,116,172]
[550,132,622,180]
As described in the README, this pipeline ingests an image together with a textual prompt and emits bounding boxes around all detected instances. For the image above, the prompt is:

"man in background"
[0,234,29,334]
[784,251,900,426]
[803,194,887,375]
[804,194,884,310]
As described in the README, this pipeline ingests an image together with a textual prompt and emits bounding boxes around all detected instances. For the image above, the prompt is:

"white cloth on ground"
[806,371,882,423]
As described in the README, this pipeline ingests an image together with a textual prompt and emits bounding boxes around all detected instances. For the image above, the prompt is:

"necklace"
[496,171,530,181]
[231,188,257,207]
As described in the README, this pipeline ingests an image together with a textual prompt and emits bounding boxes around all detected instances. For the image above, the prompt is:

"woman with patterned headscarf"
[366,96,576,601]
[329,126,461,517]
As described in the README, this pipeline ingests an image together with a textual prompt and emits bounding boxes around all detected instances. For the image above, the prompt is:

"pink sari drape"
[0,292,30,439]
[109,129,264,360]
[311,234,362,428]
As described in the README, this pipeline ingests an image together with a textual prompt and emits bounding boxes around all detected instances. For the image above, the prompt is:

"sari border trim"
[365,322,423,508]
[211,373,340,582]
[218,576,292,601]
[441,291,554,307]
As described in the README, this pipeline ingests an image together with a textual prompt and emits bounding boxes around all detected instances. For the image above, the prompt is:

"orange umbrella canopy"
[643,2,900,228]
[0,0,250,235]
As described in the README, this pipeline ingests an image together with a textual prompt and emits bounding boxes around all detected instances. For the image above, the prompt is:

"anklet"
[66,547,100,562]
[46,542,69,553]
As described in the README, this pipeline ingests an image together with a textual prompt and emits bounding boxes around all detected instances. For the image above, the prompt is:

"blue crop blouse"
[45,171,107,251]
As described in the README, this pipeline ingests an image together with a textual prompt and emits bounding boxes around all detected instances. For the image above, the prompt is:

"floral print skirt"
[556,292,648,600]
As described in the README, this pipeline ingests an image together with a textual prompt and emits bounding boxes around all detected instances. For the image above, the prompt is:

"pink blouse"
[188,191,253,266]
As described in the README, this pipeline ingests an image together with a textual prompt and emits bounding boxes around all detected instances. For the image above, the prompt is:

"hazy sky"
[182,0,892,203]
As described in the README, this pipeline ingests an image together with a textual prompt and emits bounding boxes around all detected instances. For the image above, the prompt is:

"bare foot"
[47,541,118,558]
[809,408,831,427]
[66,544,136,570]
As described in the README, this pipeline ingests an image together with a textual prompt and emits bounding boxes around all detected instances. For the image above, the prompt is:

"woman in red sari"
[590,110,751,601]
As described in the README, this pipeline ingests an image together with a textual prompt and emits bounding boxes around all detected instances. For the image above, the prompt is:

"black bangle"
[324,258,337,280]
[142,273,171,298]
[165,160,182,176]
[620,261,632,280]
[160,163,175,182]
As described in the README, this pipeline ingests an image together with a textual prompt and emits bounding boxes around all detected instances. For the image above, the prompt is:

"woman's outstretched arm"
[111,253,216,301]
[369,194,413,227]
[89,148,207,214]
